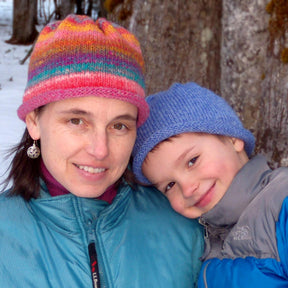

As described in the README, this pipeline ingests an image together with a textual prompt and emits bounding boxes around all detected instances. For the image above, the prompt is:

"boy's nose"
[181,181,198,198]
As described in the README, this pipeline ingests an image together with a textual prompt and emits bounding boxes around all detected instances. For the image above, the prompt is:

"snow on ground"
[0,0,31,189]
[0,1,98,190]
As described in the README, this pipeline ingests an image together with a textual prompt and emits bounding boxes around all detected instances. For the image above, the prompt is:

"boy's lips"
[193,183,215,208]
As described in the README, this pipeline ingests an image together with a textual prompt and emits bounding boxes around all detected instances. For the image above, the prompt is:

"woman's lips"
[76,164,106,174]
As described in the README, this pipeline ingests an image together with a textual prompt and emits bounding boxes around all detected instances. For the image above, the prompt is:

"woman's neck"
[40,160,117,203]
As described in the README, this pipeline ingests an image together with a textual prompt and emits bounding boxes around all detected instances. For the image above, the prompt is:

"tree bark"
[6,0,38,45]
[222,0,288,167]
[108,0,288,167]
[54,0,75,19]
[108,0,222,95]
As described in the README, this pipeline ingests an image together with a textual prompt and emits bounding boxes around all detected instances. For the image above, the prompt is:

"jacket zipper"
[202,260,211,288]
[198,217,209,239]
[198,217,211,261]
[199,217,210,287]
[88,242,101,288]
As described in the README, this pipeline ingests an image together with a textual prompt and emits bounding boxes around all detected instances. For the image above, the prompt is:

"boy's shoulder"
[252,165,288,221]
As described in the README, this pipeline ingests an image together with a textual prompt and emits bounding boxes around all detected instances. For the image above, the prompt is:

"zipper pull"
[88,242,101,288]
[199,217,209,239]
[198,217,211,261]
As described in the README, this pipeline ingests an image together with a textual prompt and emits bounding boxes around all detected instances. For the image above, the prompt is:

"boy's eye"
[70,118,83,125]
[188,156,198,167]
[165,182,175,193]
[113,123,127,130]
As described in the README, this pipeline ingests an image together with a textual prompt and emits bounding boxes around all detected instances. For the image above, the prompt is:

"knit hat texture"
[17,14,149,126]
[132,82,255,184]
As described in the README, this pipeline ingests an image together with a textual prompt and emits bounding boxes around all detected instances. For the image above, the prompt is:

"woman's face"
[26,96,138,198]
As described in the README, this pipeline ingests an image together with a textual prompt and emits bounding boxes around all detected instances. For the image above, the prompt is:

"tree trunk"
[76,0,84,14]
[108,0,222,95]
[6,0,38,45]
[54,0,75,19]
[108,0,288,167]
[221,0,288,167]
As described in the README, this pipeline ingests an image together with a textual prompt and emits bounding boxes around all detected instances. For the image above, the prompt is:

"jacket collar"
[200,155,271,227]
[27,180,131,235]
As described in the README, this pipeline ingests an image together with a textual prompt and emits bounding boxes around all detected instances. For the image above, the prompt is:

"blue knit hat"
[132,82,255,184]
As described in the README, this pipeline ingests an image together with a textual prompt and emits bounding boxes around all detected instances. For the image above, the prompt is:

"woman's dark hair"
[120,157,138,189]
[1,128,42,200]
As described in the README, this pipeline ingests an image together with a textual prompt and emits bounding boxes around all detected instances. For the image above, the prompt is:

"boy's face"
[142,133,249,219]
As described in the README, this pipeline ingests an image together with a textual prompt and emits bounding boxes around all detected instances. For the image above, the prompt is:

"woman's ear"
[25,111,40,140]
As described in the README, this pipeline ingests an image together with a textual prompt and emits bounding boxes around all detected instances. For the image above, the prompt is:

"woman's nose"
[86,131,109,160]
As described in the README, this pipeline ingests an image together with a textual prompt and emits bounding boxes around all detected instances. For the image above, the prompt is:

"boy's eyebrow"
[176,146,196,164]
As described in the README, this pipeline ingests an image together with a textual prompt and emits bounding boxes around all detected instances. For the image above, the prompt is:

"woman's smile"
[75,164,106,174]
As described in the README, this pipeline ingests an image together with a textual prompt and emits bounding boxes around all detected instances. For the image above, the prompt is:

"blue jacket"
[0,181,204,288]
[198,156,288,287]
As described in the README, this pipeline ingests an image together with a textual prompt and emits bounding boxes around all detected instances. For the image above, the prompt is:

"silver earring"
[27,140,40,159]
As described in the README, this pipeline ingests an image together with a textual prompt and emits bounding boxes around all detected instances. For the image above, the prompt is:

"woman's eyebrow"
[113,114,137,122]
[57,109,137,122]
[58,109,91,115]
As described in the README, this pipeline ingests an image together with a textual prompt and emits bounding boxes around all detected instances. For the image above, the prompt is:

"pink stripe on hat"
[18,14,149,126]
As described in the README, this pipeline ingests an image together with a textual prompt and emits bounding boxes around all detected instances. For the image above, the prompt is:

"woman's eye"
[70,118,83,125]
[165,182,175,193]
[113,123,127,130]
[188,156,198,167]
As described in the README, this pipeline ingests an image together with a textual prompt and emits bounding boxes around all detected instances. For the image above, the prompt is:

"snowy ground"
[0,1,95,190]
[0,0,31,190]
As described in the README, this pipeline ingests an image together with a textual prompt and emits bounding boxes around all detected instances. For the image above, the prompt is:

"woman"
[0,14,203,287]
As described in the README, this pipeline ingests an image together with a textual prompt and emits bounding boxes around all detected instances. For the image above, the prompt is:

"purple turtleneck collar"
[40,160,117,204]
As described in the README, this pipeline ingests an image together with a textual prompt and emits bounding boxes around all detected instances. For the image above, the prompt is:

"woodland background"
[8,0,288,167]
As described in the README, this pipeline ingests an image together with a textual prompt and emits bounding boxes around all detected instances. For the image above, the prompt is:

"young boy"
[132,82,288,287]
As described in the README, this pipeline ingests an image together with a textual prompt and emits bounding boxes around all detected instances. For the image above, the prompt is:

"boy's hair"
[132,82,255,185]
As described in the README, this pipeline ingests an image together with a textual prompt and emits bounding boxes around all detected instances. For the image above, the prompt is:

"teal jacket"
[0,181,203,288]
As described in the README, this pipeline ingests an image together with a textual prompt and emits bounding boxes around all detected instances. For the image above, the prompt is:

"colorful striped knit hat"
[17,14,149,126]
[132,82,255,184]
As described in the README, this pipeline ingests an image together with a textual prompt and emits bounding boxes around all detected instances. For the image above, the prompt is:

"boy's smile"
[142,132,248,218]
